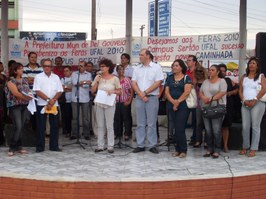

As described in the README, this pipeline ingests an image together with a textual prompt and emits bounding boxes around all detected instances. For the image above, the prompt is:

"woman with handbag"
[165,59,193,158]
[199,65,227,158]
[239,57,266,157]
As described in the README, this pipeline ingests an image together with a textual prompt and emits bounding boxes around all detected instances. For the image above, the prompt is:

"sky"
[20,0,266,49]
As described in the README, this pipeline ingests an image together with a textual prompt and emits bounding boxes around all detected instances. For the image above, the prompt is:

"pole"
[1,0,9,70]
[125,0,132,54]
[154,0,158,36]
[140,25,145,37]
[238,0,247,79]
[91,0,97,40]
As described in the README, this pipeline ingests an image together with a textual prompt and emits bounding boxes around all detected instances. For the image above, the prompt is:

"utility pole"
[91,0,97,40]
[1,0,8,69]
[125,0,132,54]
[238,0,247,79]
[154,0,158,36]
[140,25,145,37]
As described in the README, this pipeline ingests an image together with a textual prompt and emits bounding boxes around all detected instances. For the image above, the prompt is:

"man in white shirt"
[131,49,164,154]
[33,59,63,152]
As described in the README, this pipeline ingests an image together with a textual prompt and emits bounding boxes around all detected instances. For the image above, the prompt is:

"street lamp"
[140,24,145,37]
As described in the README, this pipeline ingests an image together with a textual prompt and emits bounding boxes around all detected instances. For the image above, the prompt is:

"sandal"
[203,152,212,157]
[7,151,15,156]
[223,146,229,153]
[212,153,219,159]
[172,152,180,157]
[179,152,187,158]
[18,149,28,154]
[94,148,104,153]
[193,142,202,148]
[248,150,256,157]
[239,149,247,155]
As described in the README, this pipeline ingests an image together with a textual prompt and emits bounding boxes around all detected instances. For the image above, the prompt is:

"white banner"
[131,32,244,63]
[9,38,127,65]
[9,32,244,65]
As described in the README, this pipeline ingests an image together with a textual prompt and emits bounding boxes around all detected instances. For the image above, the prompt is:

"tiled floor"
[1,127,266,182]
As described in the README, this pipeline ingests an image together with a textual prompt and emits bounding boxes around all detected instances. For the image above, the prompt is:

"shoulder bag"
[256,74,266,102]
[202,97,226,119]
[185,75,197,108]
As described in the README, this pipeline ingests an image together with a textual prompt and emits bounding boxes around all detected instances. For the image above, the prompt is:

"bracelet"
[144,90,147,95]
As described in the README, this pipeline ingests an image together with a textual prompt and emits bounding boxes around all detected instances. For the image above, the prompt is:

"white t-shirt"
[200,78,227,107]
[243,76,259,100]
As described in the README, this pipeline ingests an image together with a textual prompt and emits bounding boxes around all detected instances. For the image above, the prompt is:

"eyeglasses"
[43,65,52,67]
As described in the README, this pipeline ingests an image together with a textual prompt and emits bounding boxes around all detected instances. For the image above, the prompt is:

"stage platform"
[0,127,266,199]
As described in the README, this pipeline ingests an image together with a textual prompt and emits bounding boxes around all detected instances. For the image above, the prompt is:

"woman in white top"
[239,57,266,157]
[91,59,121,153]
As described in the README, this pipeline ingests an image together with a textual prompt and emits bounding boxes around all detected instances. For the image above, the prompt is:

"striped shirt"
[116,77,132,103]
[23,64,43,89]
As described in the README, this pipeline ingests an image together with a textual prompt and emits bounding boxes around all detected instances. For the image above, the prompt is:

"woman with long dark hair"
[199,65,227,158]
[165,59,193,158]
[239,57,266,157]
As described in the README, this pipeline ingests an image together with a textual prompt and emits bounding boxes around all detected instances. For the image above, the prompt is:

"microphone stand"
[114,93,133,149]
[63,70,87,149]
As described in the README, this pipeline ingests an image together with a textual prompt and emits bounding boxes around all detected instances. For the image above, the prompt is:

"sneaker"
[108,149,114,153]
[149,147,159,154]
[132,147,145,153]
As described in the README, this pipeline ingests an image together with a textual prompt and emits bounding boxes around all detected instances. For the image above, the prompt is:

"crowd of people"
[0,50,266,158]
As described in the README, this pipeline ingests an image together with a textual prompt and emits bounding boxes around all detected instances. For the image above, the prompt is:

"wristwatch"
[46,98,50,102]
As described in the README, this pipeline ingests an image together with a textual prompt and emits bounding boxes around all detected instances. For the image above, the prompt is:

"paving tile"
[1,127,266,181]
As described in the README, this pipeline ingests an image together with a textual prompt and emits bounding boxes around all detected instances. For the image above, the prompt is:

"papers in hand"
[94,90,116,106]
[22,91,38,101]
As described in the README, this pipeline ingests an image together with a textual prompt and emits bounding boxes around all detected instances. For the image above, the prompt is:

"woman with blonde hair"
[193,65,208,148]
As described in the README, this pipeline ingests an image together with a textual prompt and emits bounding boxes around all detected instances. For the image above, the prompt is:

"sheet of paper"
[22,91,38,101]
[94,90,116,106]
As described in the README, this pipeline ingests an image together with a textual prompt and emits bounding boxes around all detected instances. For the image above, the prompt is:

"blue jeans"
[195,108,206,143]
[36,106,59,151]
[170,108,190,153]
[241,101,265,150]
[188,108,196,142]
[135,96,158,148]
[203,116,224,153]
[9,105,29,152]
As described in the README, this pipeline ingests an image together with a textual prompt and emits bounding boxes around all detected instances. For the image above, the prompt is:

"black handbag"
[202,97,226,119]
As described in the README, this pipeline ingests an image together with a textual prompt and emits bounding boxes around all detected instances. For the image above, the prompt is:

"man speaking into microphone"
[70,61,92,140]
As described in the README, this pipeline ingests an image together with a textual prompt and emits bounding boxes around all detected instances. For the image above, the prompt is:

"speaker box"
[255,32,266,76]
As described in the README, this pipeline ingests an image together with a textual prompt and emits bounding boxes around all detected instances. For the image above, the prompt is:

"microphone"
[97,71,102,76]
